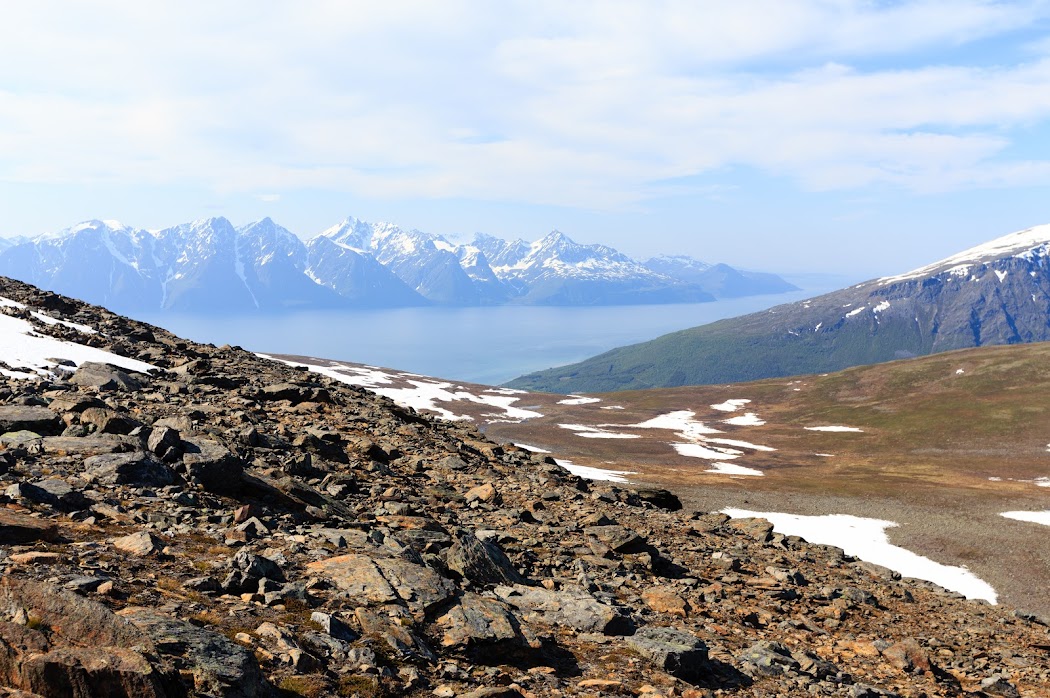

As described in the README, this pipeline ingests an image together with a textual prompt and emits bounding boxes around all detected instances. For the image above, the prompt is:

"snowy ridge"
[0,215,795,312]
[879,223,1050,285]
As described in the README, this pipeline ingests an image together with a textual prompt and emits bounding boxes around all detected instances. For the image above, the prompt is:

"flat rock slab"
[306,554,454,615]
[42,435,139,456]
[495,584,632,635]
[120,608,274,698]
[69,362,146,392]
[0,407,60,436]
[0,510,58,544]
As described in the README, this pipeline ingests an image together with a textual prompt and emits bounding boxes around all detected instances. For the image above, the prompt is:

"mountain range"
[508,223,1050,392]
[0,217,796,314]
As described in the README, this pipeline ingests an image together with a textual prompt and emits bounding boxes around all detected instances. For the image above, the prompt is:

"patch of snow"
[815,453,835,457]
[558,424,640,439]
[845,306,866,318]
[600,405,625,410]
[672,442,742,460]
[814,322,822,331]
[1001,511,1050,527]
[987,476,1002,482]
[630,410,723,441]
[805,425,864,433]
[264,356,543,423]
[723,413,765,426]
[0,297,26,309]
[1036,476,1050,487]
[554,457,634,483]
[484,388,528,395]
[872,301,891,313]
[706,437,776,452]
[722,509,998,603]
[956,369,965,375]
[30,312,97,334]
[514,443,550,453]
[711,399,750,412]
[0,312,155,379]
[558,396,601,405]
[994,269,1008,282]
[705,462,764,476]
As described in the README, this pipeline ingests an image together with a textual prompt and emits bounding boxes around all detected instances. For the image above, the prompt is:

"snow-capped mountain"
[311,218,506,305]
[510,222,1050,392]
[0,216,796,313]
[488,231,714,305]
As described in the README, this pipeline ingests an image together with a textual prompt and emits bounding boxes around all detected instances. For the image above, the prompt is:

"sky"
[3,1,1050,277]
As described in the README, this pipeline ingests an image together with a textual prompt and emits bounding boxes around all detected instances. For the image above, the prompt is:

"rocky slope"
[509,223,1050,392]
[0,277,1046,697]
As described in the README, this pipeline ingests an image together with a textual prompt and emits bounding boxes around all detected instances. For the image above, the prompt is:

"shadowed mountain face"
[508,223,1050,393]
[0,216,795,313]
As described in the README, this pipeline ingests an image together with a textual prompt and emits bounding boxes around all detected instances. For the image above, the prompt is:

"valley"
[273,347,1050,619]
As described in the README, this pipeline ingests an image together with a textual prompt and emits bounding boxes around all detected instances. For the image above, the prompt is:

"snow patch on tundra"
[554,458,634,483]
[711,399,751,412]
[1001,511,1050,527]
[805,425,864,433]
[722,509,997,604]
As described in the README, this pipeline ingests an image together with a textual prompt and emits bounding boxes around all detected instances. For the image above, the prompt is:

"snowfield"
[0,299,155,379]
[722,509,997,603]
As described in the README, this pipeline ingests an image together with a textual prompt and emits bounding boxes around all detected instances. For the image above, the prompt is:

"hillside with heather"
[509,224,1050,393]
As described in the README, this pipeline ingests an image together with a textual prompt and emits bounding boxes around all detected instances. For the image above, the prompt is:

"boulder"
[180,438,243,494]
[69,363,146,392]
[445,529,525,586]
[83,453,174,487]
[435,593,524,649]
[120,608,274,697]
[627,626,710,682]
[0,408,60,436]
[495,584,633,635]
[0,511,58,544]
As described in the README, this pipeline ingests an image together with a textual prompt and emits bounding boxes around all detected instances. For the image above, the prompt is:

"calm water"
[136,285,835,385]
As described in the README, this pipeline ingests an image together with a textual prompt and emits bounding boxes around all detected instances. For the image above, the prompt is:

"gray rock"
[435,593,524,649]
[627,626,710,682]
[0,406,60,435]
[309,612,356,642]
[446,529,525,586]
[121,608,275,697]
[79,407,139,435]
[42,435,139,456]
[585,525,649,554]
[495,584,633,635]
[180,438,243,494]
[0,510,58,544]
[740,640,801,677]
[69,362,146,391]
[83,452,175,486]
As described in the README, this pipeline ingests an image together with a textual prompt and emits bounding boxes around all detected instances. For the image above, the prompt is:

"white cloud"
[2,1,1050,209]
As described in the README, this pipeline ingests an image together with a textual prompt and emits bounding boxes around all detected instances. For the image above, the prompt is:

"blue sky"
[3,1,1050,276]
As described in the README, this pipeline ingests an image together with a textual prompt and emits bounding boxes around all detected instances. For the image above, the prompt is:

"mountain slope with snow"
[0,216,796,312]
[509,223,1050,392]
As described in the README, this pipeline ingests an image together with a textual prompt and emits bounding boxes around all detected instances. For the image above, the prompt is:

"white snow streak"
[722,509,997,604]
[1001,511,1050,527]
[805,425,864,433]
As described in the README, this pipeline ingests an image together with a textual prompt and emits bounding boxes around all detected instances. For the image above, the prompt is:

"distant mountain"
[0,216,797,313]
[644,256,799,298]
[507,223,1050,392]
[485,231,714,305]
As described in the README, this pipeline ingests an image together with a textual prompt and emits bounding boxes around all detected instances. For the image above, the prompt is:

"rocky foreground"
[0,277,1046,698]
